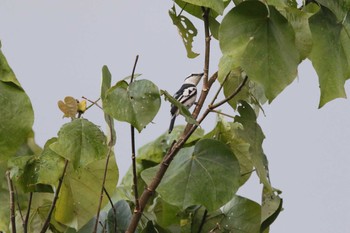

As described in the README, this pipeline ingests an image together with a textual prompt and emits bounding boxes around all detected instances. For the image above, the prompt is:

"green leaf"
[200,195,261,233]
[219,1,300,102]
[266,0,298,8]
[161,89,197,125]
[181,0,225,15]
[141,139,240,211]
[169,5,199,58]
[234,101,272,192]
[218,56,267,110]
[261,188,283,232]
[150,197,182,231]
[316,0,350,21]
[101,65,116,146]
[55,156,118,230]
[174,0,224,40]
[36,138,66,186]
[0,59,34,161]
[107,200,132,233]
[103,79,161,132]
[284,6,314,60]
[223,70,250,110]
[308,6,350,107]
[204,116,253,186]
[0,47,21,88]
[220,195,261,233]
[101,65,112,102]
[50,119,108,170]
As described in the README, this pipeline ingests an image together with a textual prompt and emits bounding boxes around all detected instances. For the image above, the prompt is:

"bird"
[168,73,204,133]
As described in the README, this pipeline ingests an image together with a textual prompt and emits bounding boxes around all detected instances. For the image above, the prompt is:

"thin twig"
[210,72,230,107]
[130,55,139,84]
[14,186,24,223]
[197,209,208,233]
[40,159,69,233]
[82,96,102,110]
[210,75,248,109]
[130,125,140,211]
[103,187,117,232]
[93,147,113,233]
[6,171,16,233]
[130,55,140,212]
[210,109,235,119]
[23,192,33,233]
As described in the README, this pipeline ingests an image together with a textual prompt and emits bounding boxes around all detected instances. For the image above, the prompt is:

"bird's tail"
[168,115,177,133]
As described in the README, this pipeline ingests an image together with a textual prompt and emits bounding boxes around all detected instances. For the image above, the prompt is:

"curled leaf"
[169,5,199,58]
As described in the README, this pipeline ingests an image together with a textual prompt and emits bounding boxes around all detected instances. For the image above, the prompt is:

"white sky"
[1,1,350,232]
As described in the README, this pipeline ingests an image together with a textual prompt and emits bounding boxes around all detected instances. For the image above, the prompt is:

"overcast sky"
[1,1,350,232]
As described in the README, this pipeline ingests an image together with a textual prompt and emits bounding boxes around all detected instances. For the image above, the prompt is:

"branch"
[202,7,211,90]
[210,75,248,109]
[40,159,69,233]
[23,192,33,233]
[103,186,117,233]
[93,146,113,233]
[130,55,140,212]
[6,171,16,233]
[82,96,102,110]
[197,209,208,233]
[126,9,215,229]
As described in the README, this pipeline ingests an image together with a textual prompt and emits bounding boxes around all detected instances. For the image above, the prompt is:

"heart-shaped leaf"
[0,48,34,161]
[142,139,240,211]
[103,79,161,132]
[50,119,108,170]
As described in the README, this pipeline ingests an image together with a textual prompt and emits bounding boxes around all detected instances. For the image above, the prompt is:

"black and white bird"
[168,73,204,133]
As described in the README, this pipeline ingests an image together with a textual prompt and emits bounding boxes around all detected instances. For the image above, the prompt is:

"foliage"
[1,0,349,232]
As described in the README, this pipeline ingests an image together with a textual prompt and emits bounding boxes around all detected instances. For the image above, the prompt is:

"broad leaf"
[200,195,261,233]
[107,200,132,233]
[103,79,161,132]
[50,119,108,169]
[309,6,350,107]
[205,116,253,186]
[221,195,261,233]
[141,139,240,211]
[174,0,226,39]
[180,0,225,15]
[261,188,283,232]
[0,48,34,161]
[0,44,21,87]
[161,89,197,125]
[169,5,199,58]
[219,1,300,102]
[317,0,350,21]
[36,138,66,186]
[101,65,116,146]
[284,6,315,60]
[150,197,182,231]
[234,101,272,192]
[54,156,118,230]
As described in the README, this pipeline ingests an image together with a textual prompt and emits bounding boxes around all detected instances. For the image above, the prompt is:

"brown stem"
[23,192,33,233]
[130,55,140,211]
[40,159,69,233]
[202,7,211,90]
[125,71,248,232]
[126,10,215,231]
[93,147,113,233]
[210,75,248,109]
[130,125,140,211]
[6,171,16,233]
[103,186,117,232]
[197,209,208,233]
